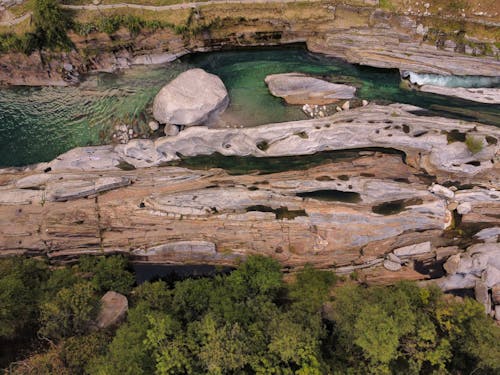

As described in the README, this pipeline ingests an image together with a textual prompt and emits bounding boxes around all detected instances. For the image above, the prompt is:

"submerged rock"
[152,68,229,126]
[265,73,356,105]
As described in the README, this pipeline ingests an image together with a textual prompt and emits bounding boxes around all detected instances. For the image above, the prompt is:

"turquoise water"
[0,46,499,167]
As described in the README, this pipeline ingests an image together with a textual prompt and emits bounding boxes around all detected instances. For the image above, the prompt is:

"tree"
[39,282,99,340]
[144,314,193,375]
[88,304,156,375]
[0,258,48,338]
[131,280,172,312]
[32,0,73,50]
[80,255,135,295]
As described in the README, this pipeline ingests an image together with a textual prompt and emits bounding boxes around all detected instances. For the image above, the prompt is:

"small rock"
[164,124,180,137]
[383,259,402,271]
[447,202,458,211]
[95,291,128,329]
[387,253,402,264]
[63,63,73,72]
[457,201,472,215]
[495,305,500,321]
[424,3,430,8]
[492,284,500,305]
[341,101,350,111]
[435,246,460,261]
[336,106,342,112]
[482,265,500,288]
[443,253,461,275]
[148,121,159,132]
[393,241,432,257]
[474,227,500,243]
[474,280,491,314]
[362,99,368,106]
[429,184,454,199]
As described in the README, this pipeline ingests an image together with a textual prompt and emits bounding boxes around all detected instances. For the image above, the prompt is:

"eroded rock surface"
[0,153,453,268]
[0,105,498,312]
[40,104,500,189]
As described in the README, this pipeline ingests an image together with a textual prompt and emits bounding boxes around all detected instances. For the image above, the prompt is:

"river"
[0,46,499,167]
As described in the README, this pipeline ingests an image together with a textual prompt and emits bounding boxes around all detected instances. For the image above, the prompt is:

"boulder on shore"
[265,73,356,105]
[153,68,229,126]
[95,291,128,329]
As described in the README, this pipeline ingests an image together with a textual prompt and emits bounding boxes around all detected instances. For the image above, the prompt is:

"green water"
[0,46,499,167]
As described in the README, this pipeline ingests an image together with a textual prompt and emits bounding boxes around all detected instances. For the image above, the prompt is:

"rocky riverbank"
[1,1,499,86]
[1,103,498,286]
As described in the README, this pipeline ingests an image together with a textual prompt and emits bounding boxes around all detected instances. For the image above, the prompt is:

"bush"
[32,0,73,50]
[80,255,135,294]
[465,134,484,154]
[0,258,49,339]
[39,282,99,340]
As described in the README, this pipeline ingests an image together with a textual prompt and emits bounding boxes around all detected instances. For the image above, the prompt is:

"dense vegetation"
[1,255,499,374]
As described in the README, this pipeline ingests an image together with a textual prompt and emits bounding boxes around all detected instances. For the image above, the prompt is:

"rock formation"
[95,291,129,329]
[1,99,498,317]
[152,68,229,126]
[419,86,500,104]
[1,2,500,86]
[265,73,356,105]
[36,104,499,189]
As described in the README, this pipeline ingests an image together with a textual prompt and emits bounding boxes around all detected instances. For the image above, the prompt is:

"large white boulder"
[153,68,229,126]
[96,291,128,329]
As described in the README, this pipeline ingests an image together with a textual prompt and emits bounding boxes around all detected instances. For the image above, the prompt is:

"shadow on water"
[297,190,362,203]
[165,148,406,175]
[132,263,234,286]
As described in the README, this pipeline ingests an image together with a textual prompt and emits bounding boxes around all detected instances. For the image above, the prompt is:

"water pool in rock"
[0,46,499,167]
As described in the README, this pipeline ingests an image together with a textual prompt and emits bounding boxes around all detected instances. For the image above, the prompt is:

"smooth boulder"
[152,68,229,126]
[265,73,356,105]
[95,291,128,329]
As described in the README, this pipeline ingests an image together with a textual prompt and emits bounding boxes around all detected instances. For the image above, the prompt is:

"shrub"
[465,134,484,154]
[32,0,73,50]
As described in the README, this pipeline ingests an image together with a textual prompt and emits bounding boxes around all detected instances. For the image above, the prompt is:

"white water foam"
[402,71,500,88]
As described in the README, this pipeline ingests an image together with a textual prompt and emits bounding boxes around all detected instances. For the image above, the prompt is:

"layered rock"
[0,152,454,268]
[430,243,500,319]
[152,69,229,126]
[0,104,498,313]
[307,27,500,76]
[419,86,500,104]
[265,73,356,105]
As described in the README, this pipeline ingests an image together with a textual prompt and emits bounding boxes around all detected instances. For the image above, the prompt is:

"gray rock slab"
[265,73,356,105]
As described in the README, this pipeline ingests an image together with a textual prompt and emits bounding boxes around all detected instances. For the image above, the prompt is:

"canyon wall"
[0,0,499,85]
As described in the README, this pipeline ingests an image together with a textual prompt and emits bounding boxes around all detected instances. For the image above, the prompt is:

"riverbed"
[1,46,499,167]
